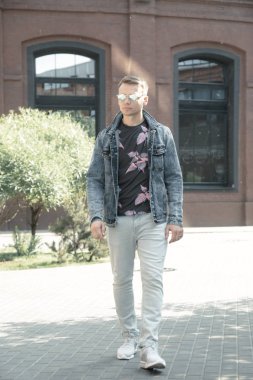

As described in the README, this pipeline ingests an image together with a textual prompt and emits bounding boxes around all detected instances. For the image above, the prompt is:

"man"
[87,75,183,370]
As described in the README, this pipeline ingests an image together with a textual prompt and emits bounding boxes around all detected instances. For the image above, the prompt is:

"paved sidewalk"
[0,227,253,380]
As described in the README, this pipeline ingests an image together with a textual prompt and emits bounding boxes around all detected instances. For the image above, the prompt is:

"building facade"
[0,0,253,228]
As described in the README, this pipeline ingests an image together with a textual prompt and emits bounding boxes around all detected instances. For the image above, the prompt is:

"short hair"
[118,75,148,95]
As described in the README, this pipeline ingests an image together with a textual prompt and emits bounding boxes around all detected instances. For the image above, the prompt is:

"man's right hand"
[90,220,106,240]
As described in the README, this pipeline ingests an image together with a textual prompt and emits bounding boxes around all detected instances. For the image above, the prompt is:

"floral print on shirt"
[118,121,151,216]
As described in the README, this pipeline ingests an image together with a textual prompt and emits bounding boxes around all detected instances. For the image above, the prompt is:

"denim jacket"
[87,110,183,226]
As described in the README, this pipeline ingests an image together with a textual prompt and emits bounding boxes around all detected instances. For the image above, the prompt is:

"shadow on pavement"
[1,298,253,379]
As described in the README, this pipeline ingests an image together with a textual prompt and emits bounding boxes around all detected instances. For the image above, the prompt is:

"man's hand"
[165,224,183,243]
[90,220,106,240]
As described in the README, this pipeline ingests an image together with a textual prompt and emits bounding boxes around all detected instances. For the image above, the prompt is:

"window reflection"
[36,83,95,96]
[178,87,226,101]
[36,54,95,78]
[178,59,224,83]
[34,51,97,135]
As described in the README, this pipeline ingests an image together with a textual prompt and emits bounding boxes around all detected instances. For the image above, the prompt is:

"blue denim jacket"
[87,110,183,226]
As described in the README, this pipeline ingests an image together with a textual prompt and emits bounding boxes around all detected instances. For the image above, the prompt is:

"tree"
[0,108,94,235]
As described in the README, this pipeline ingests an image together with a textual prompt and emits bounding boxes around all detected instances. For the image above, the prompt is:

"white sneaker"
[117,338,138,360]
[140,346,166,369]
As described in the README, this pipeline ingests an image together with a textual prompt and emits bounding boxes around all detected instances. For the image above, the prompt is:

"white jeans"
[107,213,167,348]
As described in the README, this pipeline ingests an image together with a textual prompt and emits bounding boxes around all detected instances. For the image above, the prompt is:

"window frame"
[27,41,105,135]
[173,48,240,191]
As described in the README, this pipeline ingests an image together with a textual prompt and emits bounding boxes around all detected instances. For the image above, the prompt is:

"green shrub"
[48,192,109,263]
[0,108,94,235]
[12,227,42,257]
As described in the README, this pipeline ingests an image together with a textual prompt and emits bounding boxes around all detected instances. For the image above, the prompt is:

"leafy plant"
[46,239,69,265]
[0,108,94,235]
[48,191,109,263]
[11,227,42,257]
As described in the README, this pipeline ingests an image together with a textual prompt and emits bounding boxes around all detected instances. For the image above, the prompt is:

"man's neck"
[122,114,144,127]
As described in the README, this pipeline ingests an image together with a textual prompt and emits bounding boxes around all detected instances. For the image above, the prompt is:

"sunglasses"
[116,93,143,102]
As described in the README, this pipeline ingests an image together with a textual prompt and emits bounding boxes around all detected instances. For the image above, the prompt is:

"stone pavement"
[0,227,253,380]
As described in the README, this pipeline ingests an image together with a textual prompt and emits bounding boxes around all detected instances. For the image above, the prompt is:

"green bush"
[0,107,107,265]
[48,191,109,263]
[12,227,42,257]
[0,108,94,235]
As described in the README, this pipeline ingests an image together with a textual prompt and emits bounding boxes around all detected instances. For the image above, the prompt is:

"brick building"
[0,0,253,228]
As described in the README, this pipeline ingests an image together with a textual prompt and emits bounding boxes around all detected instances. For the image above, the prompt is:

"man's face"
[117,83,148,118]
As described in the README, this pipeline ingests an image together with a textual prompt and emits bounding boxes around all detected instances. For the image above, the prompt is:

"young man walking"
[87,75,183,370]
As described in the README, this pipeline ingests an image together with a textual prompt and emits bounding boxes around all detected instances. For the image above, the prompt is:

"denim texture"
[87,110,183,226]
[107,213,167,347]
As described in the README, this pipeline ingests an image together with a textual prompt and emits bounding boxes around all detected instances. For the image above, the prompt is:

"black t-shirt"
[117,120,151,216]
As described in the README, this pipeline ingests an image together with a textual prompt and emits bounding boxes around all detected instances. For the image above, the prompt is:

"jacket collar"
[106,110,159,136]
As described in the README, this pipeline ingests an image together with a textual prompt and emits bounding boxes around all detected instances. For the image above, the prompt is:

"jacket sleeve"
[163,128,183,226]
[86,131,105,222]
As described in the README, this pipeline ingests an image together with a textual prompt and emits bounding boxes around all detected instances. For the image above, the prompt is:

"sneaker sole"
[140,360,166,369]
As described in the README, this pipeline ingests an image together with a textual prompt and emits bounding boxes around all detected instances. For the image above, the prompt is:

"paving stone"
[0,227,253,379]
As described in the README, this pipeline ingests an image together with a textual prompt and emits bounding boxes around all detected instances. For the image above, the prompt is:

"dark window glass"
[179,112,227,185]
[178,57,231,187]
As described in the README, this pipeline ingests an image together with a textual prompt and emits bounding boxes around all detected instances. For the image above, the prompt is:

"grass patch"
[0,248,109,271]
[0,250,58,271]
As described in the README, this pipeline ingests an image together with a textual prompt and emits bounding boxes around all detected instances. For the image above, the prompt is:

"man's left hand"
[165,224,184,243]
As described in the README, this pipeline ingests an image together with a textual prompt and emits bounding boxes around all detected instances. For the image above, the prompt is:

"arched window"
[27,41,105,136]
[174,50,239,189]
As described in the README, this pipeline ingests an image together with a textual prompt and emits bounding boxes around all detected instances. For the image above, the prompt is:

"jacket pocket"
[152,145,166,171]
[102,148,111,159]
[153,145,166,156]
